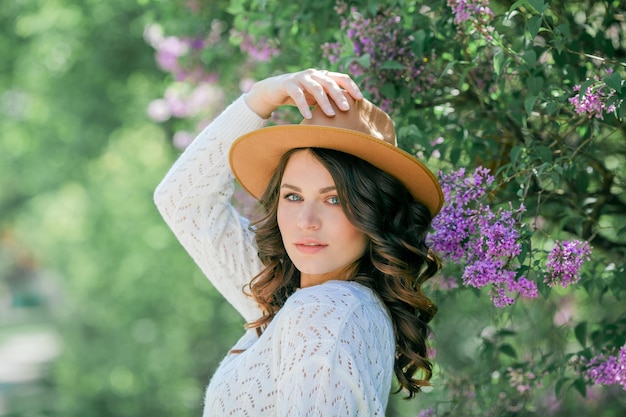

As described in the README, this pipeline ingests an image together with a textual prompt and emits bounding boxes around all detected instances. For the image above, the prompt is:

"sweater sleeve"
[153,95,267,322]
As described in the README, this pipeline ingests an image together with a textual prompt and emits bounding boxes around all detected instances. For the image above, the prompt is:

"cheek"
[276,202,290,233]
[339,221,368,253]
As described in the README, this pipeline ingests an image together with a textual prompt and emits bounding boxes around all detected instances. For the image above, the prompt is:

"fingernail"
[339,100,349,110]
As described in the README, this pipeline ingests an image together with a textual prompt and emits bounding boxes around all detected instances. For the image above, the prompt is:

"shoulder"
[286,280,382,313]
[271,280,395,376]
[274,281,392,342]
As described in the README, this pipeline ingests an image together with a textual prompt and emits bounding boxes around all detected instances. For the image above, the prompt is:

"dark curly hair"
[245,147,441,397]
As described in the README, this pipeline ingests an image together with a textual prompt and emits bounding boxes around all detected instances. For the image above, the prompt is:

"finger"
[299,72,338,117]
[284,83,313,119]
[311,70,362,112]
[328,71,364,101]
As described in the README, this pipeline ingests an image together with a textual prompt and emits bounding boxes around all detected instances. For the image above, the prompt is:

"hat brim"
[229,125,443,216]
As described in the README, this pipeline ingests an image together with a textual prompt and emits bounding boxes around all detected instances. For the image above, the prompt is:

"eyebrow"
[281,184,337,194]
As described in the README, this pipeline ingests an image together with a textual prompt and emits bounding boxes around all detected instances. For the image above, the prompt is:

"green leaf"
[550,172,561,188]
[450,146,462,165]
[493,50,506,78]
[538,280,552,298]
[518,244,529,264]
[578,79,594,97]
[510,145,523,165]
[525,95,538,116]
[226,0,246,14]
[496,328,518,337]
[605,71,623,93]
[572,378,587,398]
[555,377,568,397]
[499,344,518,358]
[411,30,426,58]
[379,60,407,70]
[528,0,547,13]
[440,61,456,79]
[535,145,552,163]
[576,172,589,192]
[523,49,537,67]
[575,322,588,347]
[556,23,570,37]
[527,75,544,95]
[553,37,565,54]
[509,0,528,12]
[354,53,371,69]
[527,15,543,39]
[380,82,397,99]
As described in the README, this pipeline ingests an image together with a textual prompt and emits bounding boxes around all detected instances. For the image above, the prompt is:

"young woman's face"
[277,150,368,288]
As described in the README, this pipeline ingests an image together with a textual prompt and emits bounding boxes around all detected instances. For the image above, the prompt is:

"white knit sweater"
[154,95,395,416]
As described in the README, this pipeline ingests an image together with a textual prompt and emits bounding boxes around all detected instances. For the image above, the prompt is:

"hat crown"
[300,93,397,146]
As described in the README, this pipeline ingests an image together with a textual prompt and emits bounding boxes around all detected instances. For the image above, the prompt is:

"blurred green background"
[1,0,246,415]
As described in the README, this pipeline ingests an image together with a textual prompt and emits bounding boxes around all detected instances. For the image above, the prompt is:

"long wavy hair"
[245,147,441,397]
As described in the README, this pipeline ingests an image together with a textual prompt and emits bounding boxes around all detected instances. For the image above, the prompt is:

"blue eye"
[327,196,340,205]
[284,193,302,201]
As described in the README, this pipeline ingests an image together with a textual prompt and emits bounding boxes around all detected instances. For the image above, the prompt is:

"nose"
[296,203,321,230]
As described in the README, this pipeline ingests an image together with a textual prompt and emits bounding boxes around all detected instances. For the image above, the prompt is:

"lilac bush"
[231,30,279,62]
[322,3,437,110]
[428,167,537,307]
[142,0,625,415]
[447,0,495,42]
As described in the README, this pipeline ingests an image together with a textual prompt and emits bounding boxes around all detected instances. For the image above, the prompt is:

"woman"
[154,69,443,416]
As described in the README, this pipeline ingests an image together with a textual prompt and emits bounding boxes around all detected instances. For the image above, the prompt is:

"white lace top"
[154,96,395,416]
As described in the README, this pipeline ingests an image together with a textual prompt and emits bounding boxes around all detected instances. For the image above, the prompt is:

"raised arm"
[154,69,363,322]
[153,96,267,321]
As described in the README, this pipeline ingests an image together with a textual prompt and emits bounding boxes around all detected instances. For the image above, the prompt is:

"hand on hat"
[244,69,364,120]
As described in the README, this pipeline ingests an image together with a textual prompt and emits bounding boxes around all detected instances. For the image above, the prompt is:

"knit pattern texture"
[154,96,395,416]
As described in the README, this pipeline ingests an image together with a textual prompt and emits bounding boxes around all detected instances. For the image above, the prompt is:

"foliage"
[1,1,242,416]
[1,0,625,416]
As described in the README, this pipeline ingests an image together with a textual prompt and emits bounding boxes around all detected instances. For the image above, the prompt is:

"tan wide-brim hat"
[229,93,443,216]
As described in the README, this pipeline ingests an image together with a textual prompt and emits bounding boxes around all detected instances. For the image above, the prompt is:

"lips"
[294,239,328,254]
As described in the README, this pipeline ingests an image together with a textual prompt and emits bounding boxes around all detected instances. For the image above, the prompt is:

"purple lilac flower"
[428,167,537,307]
[585,346,626,390]
[507,367,542,394]
[509,276,538,299]
[569,81,619,120]
[544,240,592,288]
[448,0,493,25]
[323,5,437,108]
[429,167,490,260]
[321,41,342,64]
[154,36,189,75]
[233,30,279,62]
[417,408,437,417]
[431,275,459,291]
[447,0,495,39]
[145,24,218,83]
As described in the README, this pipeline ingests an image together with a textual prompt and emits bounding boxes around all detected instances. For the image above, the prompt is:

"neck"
[300,262,359,288]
